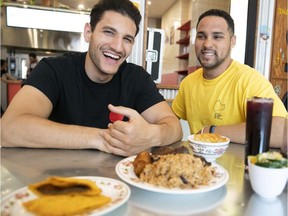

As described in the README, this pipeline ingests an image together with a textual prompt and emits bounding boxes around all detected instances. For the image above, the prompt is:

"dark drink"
[245,97,273,166]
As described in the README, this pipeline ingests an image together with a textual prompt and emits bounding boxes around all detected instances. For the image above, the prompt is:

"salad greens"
[248,152,288,168]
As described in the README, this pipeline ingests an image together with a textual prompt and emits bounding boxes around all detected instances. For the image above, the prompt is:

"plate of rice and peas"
[115,146,229,194]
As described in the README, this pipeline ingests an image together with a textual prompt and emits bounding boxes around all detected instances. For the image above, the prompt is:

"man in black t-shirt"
[26,53,38,78]
[1,0,182,156]
[1,59,7,76]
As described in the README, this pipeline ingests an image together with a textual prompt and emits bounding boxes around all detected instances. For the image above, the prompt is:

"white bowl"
[188,134,230,162]
[248,160,288,199]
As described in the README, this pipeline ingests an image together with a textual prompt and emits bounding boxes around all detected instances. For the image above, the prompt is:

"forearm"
[269,117,286,148]
[201,123,246,144]
[150,116,183,147]
[1,114,107,150]
[201,117,285,148]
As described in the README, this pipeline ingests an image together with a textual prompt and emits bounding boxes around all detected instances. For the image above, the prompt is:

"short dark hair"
[1,59,6,67]
[89,0,142,36]
[29,53,37,58]
[196,9,234,35]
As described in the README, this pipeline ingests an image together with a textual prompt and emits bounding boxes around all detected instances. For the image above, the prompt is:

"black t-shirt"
[24,52,164,128]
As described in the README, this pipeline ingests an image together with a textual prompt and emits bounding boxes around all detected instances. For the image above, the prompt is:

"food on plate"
[194,133,229,143]
[23,194,111,216]
[248,151,288,168]
[133,150,215,189]
[152,145,210,165]
[133,145,195,177]
[152,145,191,155]
[28,176,102,196]
[133,151,152,177]
[23,176,111,216]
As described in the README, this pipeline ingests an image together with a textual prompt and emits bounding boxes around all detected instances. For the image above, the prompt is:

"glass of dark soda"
[245,97,273,166]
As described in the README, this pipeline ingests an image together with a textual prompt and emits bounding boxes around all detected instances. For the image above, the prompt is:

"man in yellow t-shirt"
[172,9,287,148]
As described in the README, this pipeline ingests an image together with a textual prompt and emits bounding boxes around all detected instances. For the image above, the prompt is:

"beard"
[197,48,231,70]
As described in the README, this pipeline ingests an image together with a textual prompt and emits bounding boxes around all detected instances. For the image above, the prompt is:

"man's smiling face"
[195,16,235,71]
[85,11,136,82]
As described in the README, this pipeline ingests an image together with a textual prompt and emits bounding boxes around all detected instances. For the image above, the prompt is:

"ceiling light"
[6,6,89,33]
[148,1,151,5]
[78,4,84,10]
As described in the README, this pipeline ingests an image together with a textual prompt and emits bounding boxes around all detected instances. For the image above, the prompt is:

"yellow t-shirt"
[172,61,287,134]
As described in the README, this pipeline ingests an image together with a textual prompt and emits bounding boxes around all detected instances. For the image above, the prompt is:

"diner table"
[1,141,287,216]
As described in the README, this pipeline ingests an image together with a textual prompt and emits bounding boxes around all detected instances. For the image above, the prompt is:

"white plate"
[115,155,229,194]
[1,176,130,216]
[129,185,227,215]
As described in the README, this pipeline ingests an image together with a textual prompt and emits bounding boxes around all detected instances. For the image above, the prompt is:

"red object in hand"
[109,112,124,122]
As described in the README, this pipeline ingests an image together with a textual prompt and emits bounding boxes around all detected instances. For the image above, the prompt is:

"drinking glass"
[245,97,274,166]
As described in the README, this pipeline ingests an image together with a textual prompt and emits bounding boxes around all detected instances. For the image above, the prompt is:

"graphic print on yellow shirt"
[213,100,225,120]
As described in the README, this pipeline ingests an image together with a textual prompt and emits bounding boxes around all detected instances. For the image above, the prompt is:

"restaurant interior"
[1,0,287,216]
[1,0,287,105]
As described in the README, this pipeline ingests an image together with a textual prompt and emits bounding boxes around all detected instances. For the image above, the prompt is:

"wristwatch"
[209,125,216,133]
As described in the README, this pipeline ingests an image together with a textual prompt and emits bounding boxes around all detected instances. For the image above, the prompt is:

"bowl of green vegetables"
[248,151,288,199]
